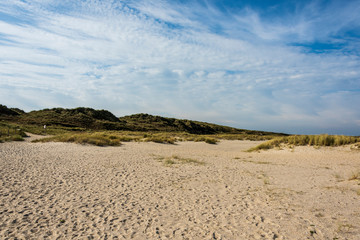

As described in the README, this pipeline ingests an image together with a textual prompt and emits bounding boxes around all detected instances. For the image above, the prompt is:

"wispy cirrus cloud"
[0,0,359,134]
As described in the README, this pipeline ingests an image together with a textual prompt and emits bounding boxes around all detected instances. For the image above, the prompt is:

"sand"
[1,136,360,239]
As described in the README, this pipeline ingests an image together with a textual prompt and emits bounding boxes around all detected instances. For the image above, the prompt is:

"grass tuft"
[156,155,205,166]
[348,172,360,181]
[33,132,122,146]
[247,135,360,152]
[144,136,176,144]
[0,122,27,142]
[205,137,218,144]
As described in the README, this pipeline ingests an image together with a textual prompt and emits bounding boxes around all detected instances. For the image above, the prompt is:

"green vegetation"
[1,105,286,136]
[3,105,359,150]
[247,135,360,152]
[0,104,287,145]
[143,135,176,144]
[32,131,230,146]
[33,132,122,146]
[0,104,22,116]
[0,121,27,142]
[118,113,244,134]
[14,107,121,130]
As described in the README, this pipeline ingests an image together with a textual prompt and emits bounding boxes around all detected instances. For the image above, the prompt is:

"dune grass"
[33,132,122,146]
[32,131,220,146]
[247,134,360,152]
[155,155,205,166]
[351,143,360,150]
[143,135,176,144]
[0,122,27,142]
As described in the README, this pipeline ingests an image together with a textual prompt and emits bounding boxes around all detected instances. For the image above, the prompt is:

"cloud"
[0,0,359,134]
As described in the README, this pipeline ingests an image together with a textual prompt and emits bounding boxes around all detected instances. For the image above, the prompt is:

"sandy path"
[0,138,359,239]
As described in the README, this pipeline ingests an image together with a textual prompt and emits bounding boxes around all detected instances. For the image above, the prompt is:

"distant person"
[43,125,47,134]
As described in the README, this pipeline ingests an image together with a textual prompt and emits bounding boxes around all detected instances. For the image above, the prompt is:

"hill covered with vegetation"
[0,105,285,136]
[118,113,275,135]
[2,105,359,148]
[0,104,24,116]
[14,107,121,130]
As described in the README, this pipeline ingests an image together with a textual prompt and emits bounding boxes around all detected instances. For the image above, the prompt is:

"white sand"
[1,137,359,239]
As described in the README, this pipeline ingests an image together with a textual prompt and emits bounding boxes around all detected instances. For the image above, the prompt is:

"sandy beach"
[1,137,360,239]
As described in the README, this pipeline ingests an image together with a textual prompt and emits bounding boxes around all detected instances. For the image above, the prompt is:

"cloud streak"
[0,0,359,135]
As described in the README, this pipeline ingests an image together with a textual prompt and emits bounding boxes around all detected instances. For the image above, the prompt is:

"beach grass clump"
[192,136,218,144]
[156,155,205,166]
[0,134,25,142]
[0,122,27,142]
[144,135,176,144]
[204,137,218,144]
[351,143,360,150]
[215,133,278,141]
[33,132,122,146]
[247,134,360,151]
[246,137,284,152]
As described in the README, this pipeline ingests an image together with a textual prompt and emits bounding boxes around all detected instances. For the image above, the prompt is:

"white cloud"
[0,0,359,134]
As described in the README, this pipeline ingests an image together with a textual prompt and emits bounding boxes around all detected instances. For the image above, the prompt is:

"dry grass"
[33,132,122,146]
[0,122,27,143]
[155,155,205,166]
[247,135,360,151]
[197,137,218,144]
[348,172,360,181]
[32,130,279,146]
[143,136,176,144]
[351,143,360,150]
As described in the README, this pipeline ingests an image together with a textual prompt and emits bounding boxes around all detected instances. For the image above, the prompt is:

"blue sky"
[0,0,360,135]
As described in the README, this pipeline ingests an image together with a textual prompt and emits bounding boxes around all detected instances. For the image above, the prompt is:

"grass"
[4,117,359,150]
[348,172,360,181]
[192,136,218,144]
[155,155,205,166]
[247,134,360,152]
[0,122,27,142]
[351,143,360,150]
[143,135,176,144]
[3,105,287,136]
[33,132,122,146]
[30,129,285,146]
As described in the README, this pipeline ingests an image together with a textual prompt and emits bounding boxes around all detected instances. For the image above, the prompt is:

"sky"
[0,0,360,135]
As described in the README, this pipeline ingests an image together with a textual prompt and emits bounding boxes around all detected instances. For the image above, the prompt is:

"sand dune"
[1,137,359,239]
